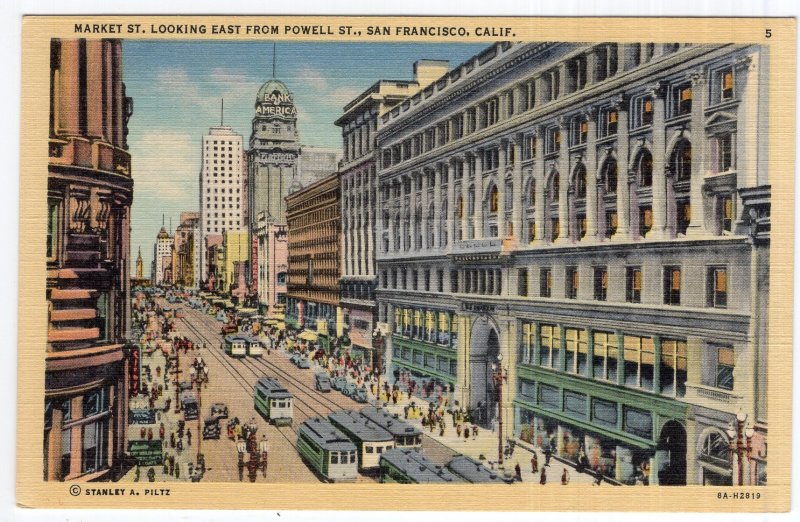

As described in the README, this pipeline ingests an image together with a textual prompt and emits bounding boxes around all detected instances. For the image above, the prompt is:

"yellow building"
[221,229,249,296]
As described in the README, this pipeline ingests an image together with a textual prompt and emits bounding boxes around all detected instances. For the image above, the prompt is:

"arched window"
[550,173,560,202]
[574,164,587,198]
[701,431,731,466]
[489,185,499,213]
[601,159,618,194]
[636,150,653,187]
[670,140,692,181]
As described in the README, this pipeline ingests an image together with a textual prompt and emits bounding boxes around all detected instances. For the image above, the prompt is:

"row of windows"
[393,345,458,377]
[516,264,729,308]
[381,268,446,294]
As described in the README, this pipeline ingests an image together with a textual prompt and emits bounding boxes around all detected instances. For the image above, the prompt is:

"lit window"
[625,266,642,303]
[593,266,608,301]
[663,266,681,305]
[707,266,728,308]
[566,266,579,299]
[714,345,735,390]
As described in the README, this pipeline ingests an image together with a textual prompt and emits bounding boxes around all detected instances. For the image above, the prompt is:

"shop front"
[514,366,688,485]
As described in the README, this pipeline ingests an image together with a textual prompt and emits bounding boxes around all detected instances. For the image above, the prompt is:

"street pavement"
[121,295,602,486]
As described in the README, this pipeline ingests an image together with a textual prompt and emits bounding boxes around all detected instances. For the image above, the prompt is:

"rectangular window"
[564,328,588,375]
[450,270,459,293]
[677,200,691,235]
[518,379,536,401]
[82,418,109,474]
[623,335,655,391]
[660,338,687,398]
[716,133,734,172]
[540,268,552,297]
[663,266,681,305]
[715,345,735,390]
[670,82,693,117]
[47,199,60,261]
[707,266,728,308]
[545,127,560,155]
[623,407,653,439]
[424,270,431,292]
[605,211,618,238]
[630,95,654,129]
[517,268,528,296]
[539,324,561,369]
[599,107,618,138]
[593,266,608,301]
[437,270,444,293]
[639,206,653,237]
[626,266,642,303]
[592,399,618,427]
[538,384,560,409]
[569,116,588,146]
[564,392,588,419]
[592,331,619,382]
[712,67,735,102]
[719,194,734,233]
[565,266,579,299]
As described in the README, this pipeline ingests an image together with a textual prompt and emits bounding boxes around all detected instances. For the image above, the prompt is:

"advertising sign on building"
[128,408,156,425]
[127,439,164,467]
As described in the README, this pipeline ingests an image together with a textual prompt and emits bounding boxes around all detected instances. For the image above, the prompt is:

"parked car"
[290,353,301,366]
[202,417,221,440]
[352,386,369,403]
[342,382,358,397]
[314,373,331,393]
[210,402,229,420]
[331,376,348,391]
[297,357,311,369]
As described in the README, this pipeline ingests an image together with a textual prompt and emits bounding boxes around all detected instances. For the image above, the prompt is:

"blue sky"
[124,40,486,276]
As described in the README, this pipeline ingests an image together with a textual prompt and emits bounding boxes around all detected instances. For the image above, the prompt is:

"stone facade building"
[286,173,342,351]
[45,38,134,481]
[375,42,769,486]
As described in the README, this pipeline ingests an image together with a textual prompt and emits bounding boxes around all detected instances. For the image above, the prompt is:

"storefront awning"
[298,331,318,342]
[276,322,285,330]
[264,319,278,325]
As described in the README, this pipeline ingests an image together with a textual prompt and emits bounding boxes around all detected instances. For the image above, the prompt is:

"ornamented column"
[446,162,456,247]
[584,106,599,239]
[533,127,547,244]
[400,176,408,252]
[409,173,418,250]
[650,83,668,240]
[555,118,571,245]
[686,69,708,237]
[421,167,430,248]
[460,155,469,239]
[511,135,524,243]
[474,150,484,239]
[497,141,507,239]
[58,40,81,135]
[433,166,442,248]
[612,94,632,241]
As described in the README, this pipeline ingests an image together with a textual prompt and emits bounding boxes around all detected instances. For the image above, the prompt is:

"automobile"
[342,382,358,397]
[202,417,221,440]
[314,373,331,393]
[351,386,369,403]
[210,402,229,420]
[290,353,301,366]
[331,376,348,391]
[297,357,311,369]
[178,381,193,392]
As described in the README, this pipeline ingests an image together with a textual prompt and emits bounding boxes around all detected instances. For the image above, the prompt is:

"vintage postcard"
[17,15,795,512]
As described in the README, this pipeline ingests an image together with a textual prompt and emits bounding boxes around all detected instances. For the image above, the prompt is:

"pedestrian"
[561,468,570,485]
[472,425,478,439]
[159,422,165,440]
[515,462,522,482]
[404,405,409,419]
[439,424,445,437]
[238,454,245,482]
[170,432,176,449]
[531,453,539,474]
[187,428,192,446]
[464,425,470,441]
[456,424,462,438]
[544,446,552,467]
[259,435,269,477]
[539,467,547,485]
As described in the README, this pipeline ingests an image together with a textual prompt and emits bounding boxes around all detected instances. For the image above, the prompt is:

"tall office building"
[199,125,245,284]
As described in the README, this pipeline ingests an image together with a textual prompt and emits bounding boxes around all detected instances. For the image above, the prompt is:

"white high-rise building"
[153,226,173,286]
[199,125,245,284]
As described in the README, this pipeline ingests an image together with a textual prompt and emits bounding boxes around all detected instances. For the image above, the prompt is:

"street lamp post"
[491,353,508,466]
[190,359,209,472]
[372,328,384,406]
[726,410,755,486]
[173,347,182,413]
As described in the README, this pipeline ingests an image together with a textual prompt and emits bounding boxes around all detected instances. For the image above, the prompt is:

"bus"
[254,377,293,426]
[296,417,358,482]
[328,410,395,471]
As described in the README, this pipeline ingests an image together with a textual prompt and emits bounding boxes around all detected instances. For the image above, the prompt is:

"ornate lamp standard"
[372,327,384,405]
[491,353,508,466]
[189,360,210,472]
[726,410,755,486]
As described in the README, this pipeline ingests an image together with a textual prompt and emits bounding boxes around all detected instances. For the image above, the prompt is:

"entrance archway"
[657,420,687,485]
[469,317,500,428]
